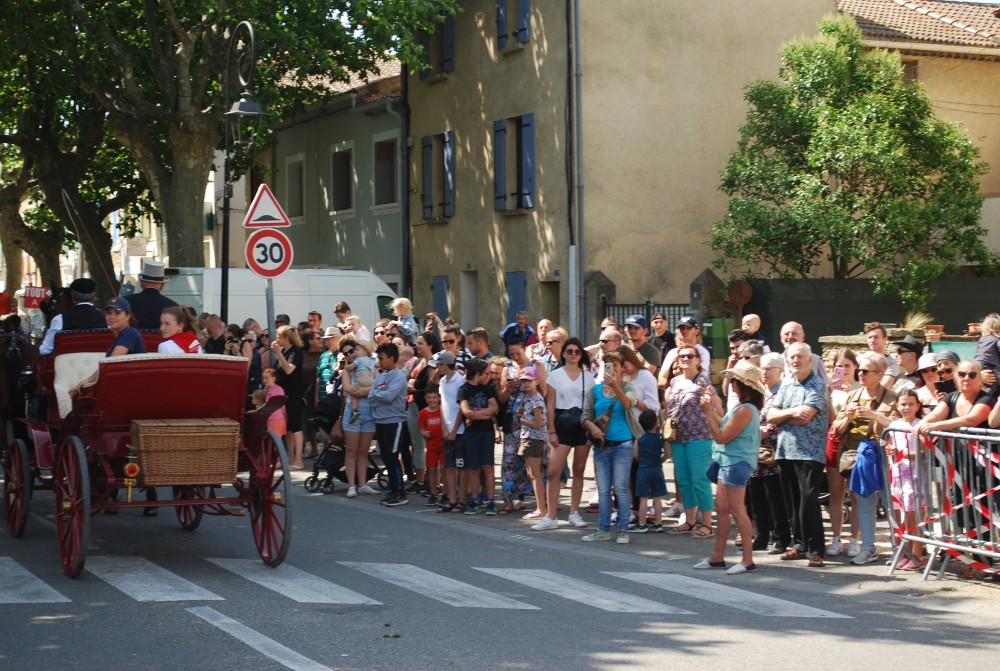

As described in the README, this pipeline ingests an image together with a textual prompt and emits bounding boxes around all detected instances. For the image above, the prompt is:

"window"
[902,59,918,85]
[330,145,353,213]
[285,156,304,218]
[497,0,530,49]
[373,137,398,206]
[493,113,535,211]
[421,130,456,219]
[420,14,456,79]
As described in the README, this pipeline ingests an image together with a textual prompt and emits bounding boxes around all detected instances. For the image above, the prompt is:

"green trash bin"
[702,317,735,359]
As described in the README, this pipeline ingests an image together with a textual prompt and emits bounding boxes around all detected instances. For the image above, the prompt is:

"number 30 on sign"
[245,228,293,278]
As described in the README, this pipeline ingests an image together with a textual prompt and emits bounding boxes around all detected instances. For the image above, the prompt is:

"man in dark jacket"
[128,260,178,330]
[38,277,105,354]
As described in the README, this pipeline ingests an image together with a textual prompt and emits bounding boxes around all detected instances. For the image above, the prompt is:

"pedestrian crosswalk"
[0,555,850,618]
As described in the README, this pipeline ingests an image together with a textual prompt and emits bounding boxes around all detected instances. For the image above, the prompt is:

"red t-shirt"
[419,406,444,451]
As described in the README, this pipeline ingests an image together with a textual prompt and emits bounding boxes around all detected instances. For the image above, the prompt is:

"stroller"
[303,394,388,494]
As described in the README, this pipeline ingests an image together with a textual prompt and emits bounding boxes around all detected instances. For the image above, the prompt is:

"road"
[2,468,1000,671]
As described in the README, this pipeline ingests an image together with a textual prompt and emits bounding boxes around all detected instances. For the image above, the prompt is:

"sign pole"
[265,278,276,347]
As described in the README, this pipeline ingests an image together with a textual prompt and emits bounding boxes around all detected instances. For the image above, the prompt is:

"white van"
[160,268,397,329]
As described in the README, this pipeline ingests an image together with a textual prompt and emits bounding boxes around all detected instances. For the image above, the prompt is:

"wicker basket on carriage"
[131,418,240,486]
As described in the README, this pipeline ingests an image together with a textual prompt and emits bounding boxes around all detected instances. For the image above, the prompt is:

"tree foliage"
[709,14,990,309]
[1,0,458,267]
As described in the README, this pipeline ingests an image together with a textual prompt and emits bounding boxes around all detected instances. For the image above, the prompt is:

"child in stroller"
[304,393,388,494]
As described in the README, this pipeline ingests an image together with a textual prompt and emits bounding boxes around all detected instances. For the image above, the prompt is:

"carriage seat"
[53,351,106,418]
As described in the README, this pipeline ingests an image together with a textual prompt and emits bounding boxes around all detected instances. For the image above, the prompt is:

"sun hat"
[917,353,939,372]
[721,359,768,395]
[895,335,924,355]
[321,326,340,339]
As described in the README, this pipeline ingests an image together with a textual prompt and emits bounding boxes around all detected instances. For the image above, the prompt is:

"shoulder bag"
[554,372,587,445]
[591,398,617,451]
[837,387,883,477]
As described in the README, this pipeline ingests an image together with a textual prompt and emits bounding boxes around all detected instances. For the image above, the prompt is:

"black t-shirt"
[459,382,499,433]
[276,346,305,398]
[411,362,433,411]
[944,390,992,429]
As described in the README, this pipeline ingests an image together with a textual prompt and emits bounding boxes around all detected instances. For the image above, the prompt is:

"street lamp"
[221,20,266,324]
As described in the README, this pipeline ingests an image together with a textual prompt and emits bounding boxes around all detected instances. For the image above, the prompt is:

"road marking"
[475,568,692,614]
[85,556,222,602]
[339,562,538,609]
[0,557,70,603]
[207,558,380,605]
[607,572,852,618]
[187,606,332,671]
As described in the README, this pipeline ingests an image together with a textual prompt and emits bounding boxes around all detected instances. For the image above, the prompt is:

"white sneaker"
[664,502,683,518]
[345,486,358,498]
[847,539,860,557]
[567,511,588,528]
[851,548,879,565]
[358,484,381,495]
[827,538,842,556]
[530,517,559,531]
[616,533,630,544]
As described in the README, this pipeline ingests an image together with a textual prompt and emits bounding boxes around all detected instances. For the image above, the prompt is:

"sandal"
[667,521,697,535]
[450,503,466,514]
[524,510,545,520]
[691,524,715,539]
[498,503,514,516]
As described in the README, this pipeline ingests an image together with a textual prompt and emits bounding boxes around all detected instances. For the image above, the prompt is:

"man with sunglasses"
[891,335,924,394]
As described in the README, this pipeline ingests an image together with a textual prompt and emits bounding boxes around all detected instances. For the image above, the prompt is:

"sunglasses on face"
[563,348,581,355]
[442,339,456,345]
[857,369,875,375]
[938,367,954,374]
[677,354,696,360]
[546,340,561,345]
[342,348,355,355]
[958,371,979,379]
[374,330,386,335]
[740,355,756,360]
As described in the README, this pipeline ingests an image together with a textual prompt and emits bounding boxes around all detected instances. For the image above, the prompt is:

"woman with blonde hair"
[974,313,1000,393]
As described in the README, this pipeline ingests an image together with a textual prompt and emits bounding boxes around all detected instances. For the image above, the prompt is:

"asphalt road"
[3,467,1000,671]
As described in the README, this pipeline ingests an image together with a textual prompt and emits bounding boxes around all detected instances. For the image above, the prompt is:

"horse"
[0,315,39,450]
[39,284,72,328]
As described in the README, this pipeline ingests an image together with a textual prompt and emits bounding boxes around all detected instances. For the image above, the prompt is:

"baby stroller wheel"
[376,468,389,491]
[303,475,321,493]
[321,479,335,495]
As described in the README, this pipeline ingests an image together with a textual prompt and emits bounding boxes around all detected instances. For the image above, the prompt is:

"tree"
[2,1,457,267]
[709,14,991,309]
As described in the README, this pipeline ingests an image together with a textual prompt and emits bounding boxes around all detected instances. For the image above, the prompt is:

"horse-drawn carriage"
[2,329,291,577]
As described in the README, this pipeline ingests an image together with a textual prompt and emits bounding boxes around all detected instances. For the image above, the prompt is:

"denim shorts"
[342,397,375,433]
[707,460,753,488]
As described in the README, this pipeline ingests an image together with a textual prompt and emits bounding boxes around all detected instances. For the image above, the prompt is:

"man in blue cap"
[39,277,105,355]
[624,314,662,372]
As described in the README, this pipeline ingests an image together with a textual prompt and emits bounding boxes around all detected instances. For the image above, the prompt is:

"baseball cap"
[625,314,648,329]
[518,366,538,381]
[677,316,699,329]
[428,351,456,368]
[275,314,290,325]
[104,296,131,312]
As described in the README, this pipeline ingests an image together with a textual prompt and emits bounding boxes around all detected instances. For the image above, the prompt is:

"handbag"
[590,400,617,450]
[661,417,678,442]
[758,444,776,466]
[554,373,587,444]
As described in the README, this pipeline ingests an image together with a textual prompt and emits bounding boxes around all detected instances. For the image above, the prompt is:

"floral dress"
[501,386,533,504]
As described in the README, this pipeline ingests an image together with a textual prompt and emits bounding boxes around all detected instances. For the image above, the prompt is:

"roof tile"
[839,0,1000,49]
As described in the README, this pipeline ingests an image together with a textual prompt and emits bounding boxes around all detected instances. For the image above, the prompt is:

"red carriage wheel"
[246,429,292,566]
[54,436,90,578]
[173,486,205,531]
[3,438,32,537]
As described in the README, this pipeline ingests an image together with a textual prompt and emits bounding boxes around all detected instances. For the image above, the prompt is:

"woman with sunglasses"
[914,353,944,414]
[919,361,991,436]
[338,336,380,497]
[665,345,722,537]
[532,337,594,530]
[830,352,899,565]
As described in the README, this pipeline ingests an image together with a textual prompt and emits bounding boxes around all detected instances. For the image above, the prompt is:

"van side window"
[377,295,395,320]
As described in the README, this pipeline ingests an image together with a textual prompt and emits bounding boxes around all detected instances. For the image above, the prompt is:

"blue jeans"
[594,440,634,533]
[854,489,880,552]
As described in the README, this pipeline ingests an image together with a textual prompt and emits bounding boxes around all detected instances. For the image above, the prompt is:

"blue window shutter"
[442,16,456,72]
[518,114,535,209]
[419,35,430,80]
[497,0,508,49]
[421,136,433,218]
[443,130,456,217]
[515,0,530,43]
[494,120,506,211]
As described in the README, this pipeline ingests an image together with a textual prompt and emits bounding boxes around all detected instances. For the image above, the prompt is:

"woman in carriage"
[158,306,203,354]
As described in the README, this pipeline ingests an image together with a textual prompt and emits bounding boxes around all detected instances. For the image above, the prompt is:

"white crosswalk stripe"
[339,562,539,609]
[85,556,223,602]
[475,568,692,614]
[607,572,852,618]
[0,557,70,603]
[207,558,381,605]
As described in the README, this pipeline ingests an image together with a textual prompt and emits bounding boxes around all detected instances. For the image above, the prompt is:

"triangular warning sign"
[242,184,291,228]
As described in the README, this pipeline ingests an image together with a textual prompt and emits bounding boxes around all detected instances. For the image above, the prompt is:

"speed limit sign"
[245,228,293,278]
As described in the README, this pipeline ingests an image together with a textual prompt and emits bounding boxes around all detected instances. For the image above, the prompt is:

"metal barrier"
[601,301,690,330]
[880,426,1000,580]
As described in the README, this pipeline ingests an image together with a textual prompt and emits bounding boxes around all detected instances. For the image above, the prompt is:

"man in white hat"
[128,260,178,330]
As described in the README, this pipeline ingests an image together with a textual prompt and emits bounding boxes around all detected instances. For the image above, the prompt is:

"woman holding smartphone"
[664,345,722,537]
[826,348,861,557]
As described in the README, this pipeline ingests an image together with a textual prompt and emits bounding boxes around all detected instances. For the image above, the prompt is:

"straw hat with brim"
[721,360,768,395]
[354,339,375,354]
[321,327,341,339]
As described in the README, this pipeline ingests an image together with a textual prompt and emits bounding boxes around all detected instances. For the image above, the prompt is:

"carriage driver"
[38,278,105,355]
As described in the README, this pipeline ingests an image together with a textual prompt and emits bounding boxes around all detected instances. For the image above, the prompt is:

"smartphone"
[604,362,614,378]
[506,366,518,381]
[831,365,845,385]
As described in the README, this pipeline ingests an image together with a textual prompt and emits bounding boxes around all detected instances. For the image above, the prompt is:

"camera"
[226,336,237,343]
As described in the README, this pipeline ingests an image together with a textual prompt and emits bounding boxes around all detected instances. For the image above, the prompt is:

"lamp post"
[221,20,265,324]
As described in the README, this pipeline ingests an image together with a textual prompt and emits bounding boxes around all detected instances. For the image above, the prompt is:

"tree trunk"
[0,202,63,288]
[76,217,116,300]
[112,117,218,267]
[1,226,22,293]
